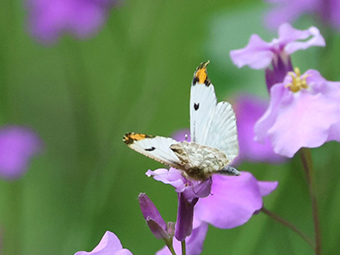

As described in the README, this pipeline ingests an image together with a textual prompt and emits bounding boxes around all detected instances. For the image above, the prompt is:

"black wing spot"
[192,76,199,85]
[194,103,199,111]
[145,147,156,151]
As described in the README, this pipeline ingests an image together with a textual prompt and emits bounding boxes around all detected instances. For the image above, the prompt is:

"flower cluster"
[230,23,340,158]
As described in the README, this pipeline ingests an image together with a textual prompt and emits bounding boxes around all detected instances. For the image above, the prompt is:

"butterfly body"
[170,141,228,180]
[124,61,240,181]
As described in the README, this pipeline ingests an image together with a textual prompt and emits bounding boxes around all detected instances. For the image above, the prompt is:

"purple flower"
[138,193,174,241]
[26,0,120,44]
[265,0,340,31]
[230,23,325,90]
[146,168,211,242]
[233,95,287,165]
[255,68,340,157]
[0,126,42,180]
[75,231,133,255]
[146,168,211,202]
[194,172,278,228]
[150,169,278,254]
[156,223,208,255]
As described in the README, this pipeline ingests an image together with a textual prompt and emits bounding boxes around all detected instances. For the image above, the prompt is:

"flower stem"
[299,148,322,255]
[261,207,315,250]
[181,240,186,255]
[165,242,177,255]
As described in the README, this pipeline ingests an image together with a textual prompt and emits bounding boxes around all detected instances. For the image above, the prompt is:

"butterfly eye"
[194,103,199,110]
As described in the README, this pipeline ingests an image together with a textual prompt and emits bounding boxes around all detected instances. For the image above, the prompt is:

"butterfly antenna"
[197,60,210,69]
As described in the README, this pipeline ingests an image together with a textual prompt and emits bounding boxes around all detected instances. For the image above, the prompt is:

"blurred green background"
[1,0,340,254]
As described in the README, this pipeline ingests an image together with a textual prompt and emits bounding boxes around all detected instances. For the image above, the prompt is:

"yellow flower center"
[285,67,309,92]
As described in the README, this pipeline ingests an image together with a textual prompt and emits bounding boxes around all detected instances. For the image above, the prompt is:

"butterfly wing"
[205,101,239,162]
[123,132,183,169]
[190,61,239,162]
[190,61,216,144]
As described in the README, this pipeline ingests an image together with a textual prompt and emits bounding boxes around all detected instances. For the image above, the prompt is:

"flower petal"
[234,94,287,164]
[75,231,133,255]
[279,24,325,54]
[146,168,186,193]
[138,193,168,239]
[254,84,286,143]
[230,34,274,69]
[258,181,279,196]
[256,71,340,157]
[146,168,212,201]
[194,172,277,228]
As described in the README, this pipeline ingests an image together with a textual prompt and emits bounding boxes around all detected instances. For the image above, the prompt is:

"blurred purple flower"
[0,126,42,180]
[255,68,340,157]
[172,129,190,142]
[75,231,133,255]
[26,0,120,43]
[233,95,287,165]
[230,23,325,90]
[265,0,340,31]
[156,223,208,255]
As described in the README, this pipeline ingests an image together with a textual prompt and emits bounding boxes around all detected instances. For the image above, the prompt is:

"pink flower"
[0,126,42,180]
[230,23,325,90]
[233,95,287,164]
[230,23,325,70]
[265,0,340,31]
[75,231,133,255]
[26,0,120,44]
[255,68,340,157]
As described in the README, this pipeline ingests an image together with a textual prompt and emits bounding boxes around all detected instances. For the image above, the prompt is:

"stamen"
[285,67,309,92]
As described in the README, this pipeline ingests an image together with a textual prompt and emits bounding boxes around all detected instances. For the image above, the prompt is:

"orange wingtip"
[123,132,154,144]
[194,60,211,85]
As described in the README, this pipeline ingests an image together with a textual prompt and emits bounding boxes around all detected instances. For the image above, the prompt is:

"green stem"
[181,240,186,255]
[164,238,176,255]
[300,148,322,255]
[261,207,315,250]
[165,244,176,255]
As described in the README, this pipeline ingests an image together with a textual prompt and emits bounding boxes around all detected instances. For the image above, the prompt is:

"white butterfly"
[123,61,240,181]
